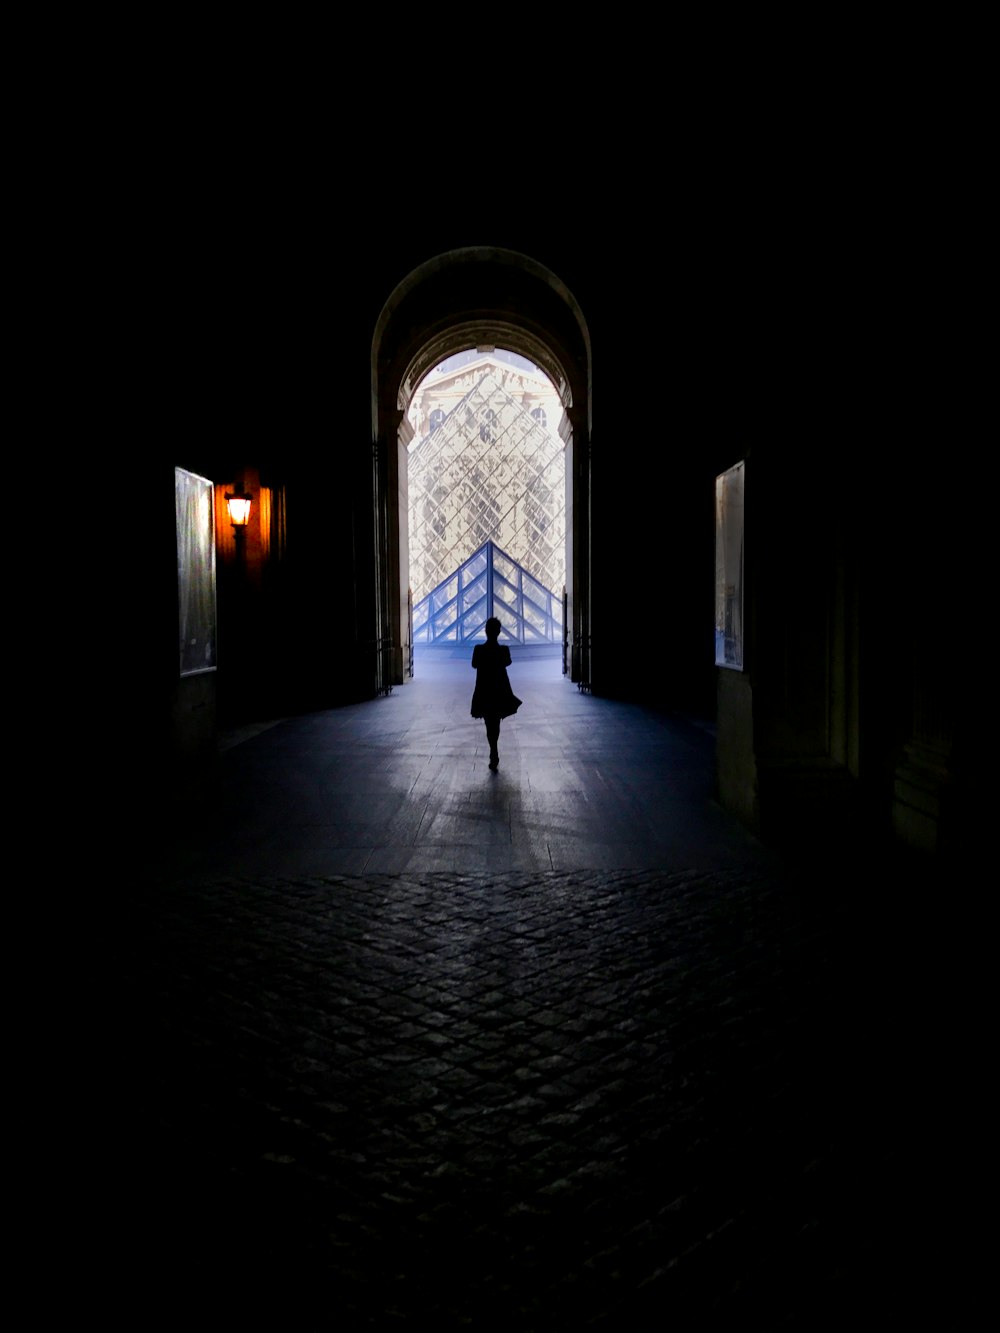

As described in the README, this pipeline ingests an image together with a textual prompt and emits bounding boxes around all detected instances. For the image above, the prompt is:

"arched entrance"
[371,248,593,693]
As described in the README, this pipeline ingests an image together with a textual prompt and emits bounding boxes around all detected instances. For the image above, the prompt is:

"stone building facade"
[405,351,566,613]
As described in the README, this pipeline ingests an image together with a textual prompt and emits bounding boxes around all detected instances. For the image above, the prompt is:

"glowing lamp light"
[225,492,252,528]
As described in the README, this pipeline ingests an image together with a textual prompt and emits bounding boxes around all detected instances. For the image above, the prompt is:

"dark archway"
[371,248,593,692]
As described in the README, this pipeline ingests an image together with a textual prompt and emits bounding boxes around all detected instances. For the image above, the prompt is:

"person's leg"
[485,715,500,767]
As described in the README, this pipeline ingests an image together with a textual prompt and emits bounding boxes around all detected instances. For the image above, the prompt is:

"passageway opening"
[372,248,593,695]
[404,346,567,678]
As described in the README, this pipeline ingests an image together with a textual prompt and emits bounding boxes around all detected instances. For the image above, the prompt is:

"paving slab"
[91,655,969,1328]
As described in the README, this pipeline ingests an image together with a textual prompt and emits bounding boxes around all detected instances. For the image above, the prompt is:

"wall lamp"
[225,491,253,529]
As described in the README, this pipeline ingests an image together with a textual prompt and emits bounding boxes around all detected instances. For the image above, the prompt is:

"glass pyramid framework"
[412,540,563,645]
[408,368,566,608]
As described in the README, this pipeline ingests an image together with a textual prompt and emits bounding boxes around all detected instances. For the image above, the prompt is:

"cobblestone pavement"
[98,860,963,1331]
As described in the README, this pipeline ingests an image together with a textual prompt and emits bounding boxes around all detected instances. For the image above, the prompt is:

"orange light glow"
[225,493,252,527]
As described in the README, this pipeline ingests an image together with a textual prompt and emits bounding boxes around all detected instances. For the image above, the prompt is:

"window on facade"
[429,408,445,433]
[531,407,547,429]
[480,408,497,444]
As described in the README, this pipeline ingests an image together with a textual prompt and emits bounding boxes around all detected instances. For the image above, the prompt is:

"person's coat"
[471,640,522,719]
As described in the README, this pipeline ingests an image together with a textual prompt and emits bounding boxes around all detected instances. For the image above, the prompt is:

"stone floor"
[88,655,972,1329]
[148,655,779,883]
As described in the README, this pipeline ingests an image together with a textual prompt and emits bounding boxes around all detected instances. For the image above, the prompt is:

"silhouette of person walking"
[471,616,522,770]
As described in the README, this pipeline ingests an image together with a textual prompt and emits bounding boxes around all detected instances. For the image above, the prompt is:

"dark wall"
[119,148,962,812]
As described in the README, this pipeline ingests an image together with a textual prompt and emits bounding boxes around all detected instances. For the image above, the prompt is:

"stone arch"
[371,248,593,690]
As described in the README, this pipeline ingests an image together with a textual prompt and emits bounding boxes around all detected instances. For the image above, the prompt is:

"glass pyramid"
[412,540,563,645]
[408,368,566,608]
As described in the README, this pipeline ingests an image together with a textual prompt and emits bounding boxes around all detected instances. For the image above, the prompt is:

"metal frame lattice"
[412,540,563,645]
[408,369,565,608]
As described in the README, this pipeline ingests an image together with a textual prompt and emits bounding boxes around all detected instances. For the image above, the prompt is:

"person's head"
[485,617,502,641]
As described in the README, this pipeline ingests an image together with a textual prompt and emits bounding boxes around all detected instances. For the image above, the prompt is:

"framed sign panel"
[176,467,217,676]
[715,461,745,670]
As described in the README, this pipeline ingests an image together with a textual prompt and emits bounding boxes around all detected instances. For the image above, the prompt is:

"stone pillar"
[716,453,864,850]
[889,484,961,857]
[564,405,590,687]
[395,410,414,683]
[371,417,401,696]
[891,636,956,852]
